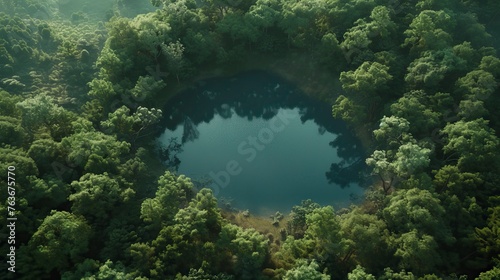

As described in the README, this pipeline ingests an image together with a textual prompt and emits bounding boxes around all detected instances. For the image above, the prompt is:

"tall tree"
[403,10,455,54]
[441,119,500,172]
[69,173,135,222]
[26,211,91,274]
[140,171,194,232]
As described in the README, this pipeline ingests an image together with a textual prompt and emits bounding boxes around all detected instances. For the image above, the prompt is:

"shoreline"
[145,52,375,222]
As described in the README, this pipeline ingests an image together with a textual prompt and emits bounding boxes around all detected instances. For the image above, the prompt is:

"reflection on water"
[156,71,368,215]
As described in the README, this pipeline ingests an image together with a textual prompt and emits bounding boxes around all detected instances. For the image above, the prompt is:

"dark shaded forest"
[1,0,500,279]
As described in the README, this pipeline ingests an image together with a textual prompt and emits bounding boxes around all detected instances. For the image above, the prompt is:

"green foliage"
[433,165,484,197]
[455,70,497,100]
[405,49,466,89]
[2,0,500,278]
[348,265,376,280]
[441,119,500,172]
[379,267,416,280]
[340,61,392,94]
[148,189,223,276]
[101,105,162,142]
[0,90,21,117]
[287,199,320,238]
[284,259,330,280]
[16,94,76,140]
[403,10,455,53]
[278,0,323,48]
[373,115,411,149]
[88,78,118,104]
[303,206,346,258]
[340,208,390,272]
[280,206,349,277]
[70,173,135,222]
[479,56,500,77]
[61,130,130,174]
[476,266,500,280]
[393,142,431,177]
[140,171,194,230]
[319,33,343,69]
[0,146,38,187]
[332,95,367,125]
[383,188,455,274]
[60,258,100,280]
[366,132,430,193]
[217,224,269,279]
[393,230,441,275]
[27,176,70,210]
[130,76,166,101]
[457,99,488,121]
[475,203,500,268]
[0,116,27,146]
[340,6,397,57]
[176,268,234,280]
[27,138,64,173]
[390,91,441,136]
[383,188,449,238]
[27,211,91,273]
[335,61,392,125]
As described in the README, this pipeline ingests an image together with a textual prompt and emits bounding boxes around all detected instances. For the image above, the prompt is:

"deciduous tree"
[284,260,330,280]
[403,10,455,53]
[441,119,500,172]
[69,173,135,222]
[27,211,91,273]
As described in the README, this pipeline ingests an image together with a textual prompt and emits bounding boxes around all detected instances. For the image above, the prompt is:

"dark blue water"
[157,71,367,215]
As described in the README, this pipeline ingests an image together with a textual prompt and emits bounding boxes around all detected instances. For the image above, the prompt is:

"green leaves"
[133,13,172,59]
[367,116,431,193]
[403,10,455,53]
[393,230,440,274]
[373,115,410,148]
[383,189,445,233]
[16,93,76,140]
[147,188,225,275]
[441,119,500,172]
[332,95,367,125]
[382,189,454,274]
[456,70,497,101]
[0,116,26,146]
[304,206,343,255]
[394,142,430,178]
[390,91,441,136]
[340,208,390,272]
[287,199,320,238]
[217,224,269,278]
[101,105,162,142]
[284,260,330,280]
[61,130,130,173]
[132,76,166,101]
[479,55,500,77]
[70,173,134,221]
[405,49,466,89]
[335,61,393,126]
[348,265,375,280]
[278,206,349,278]
[140,171,194,229]
[28,211,91,273]
[340,5,396,56]
[340,61,392,94]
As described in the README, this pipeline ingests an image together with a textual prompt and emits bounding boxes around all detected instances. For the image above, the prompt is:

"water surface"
[157,71,366,215]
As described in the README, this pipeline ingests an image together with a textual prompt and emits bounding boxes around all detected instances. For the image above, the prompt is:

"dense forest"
[1,0,500,279]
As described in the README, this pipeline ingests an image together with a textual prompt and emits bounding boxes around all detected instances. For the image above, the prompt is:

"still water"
[157,71,366,215]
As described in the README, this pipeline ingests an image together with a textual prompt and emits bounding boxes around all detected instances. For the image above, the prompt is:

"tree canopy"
[1,0,499,279]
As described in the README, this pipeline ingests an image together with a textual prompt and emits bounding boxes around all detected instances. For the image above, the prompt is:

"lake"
[157,71,367,216]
